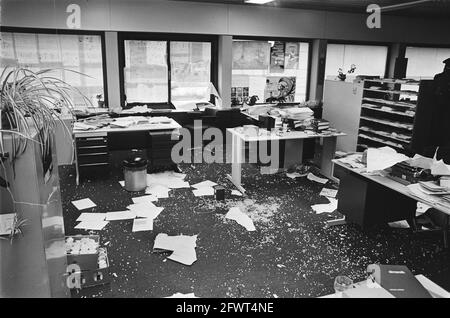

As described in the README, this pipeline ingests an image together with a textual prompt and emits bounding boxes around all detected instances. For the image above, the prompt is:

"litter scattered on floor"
[307,173,328,184]
[132,218,153,232]
[105,210,136,221]
[127,202,164,219]
[76,213,106,222]
[147,171,188,189]
[231,190,243,196]
[145,184,170,198]
[118,180,125,187]
[75,220,109,231]
[71,198,96,210]
[388,220,410,229]
[225,207,256,231]
[192,187,215,197]
[286,172,303,179]
[112,273,118,278]
[192,180,217,188]
[319,188,338,198]
[153,233,198,266]
[165,292,198,298]
[132,194,158,204]
[311,197,338,214]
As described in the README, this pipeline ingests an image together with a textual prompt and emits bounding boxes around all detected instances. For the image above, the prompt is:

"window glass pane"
[231,40,309,104]
[405,47,450,79]
[0,32,105,109]
[124,40,168,103]
[325,44,388,80]
[170,41,211,109]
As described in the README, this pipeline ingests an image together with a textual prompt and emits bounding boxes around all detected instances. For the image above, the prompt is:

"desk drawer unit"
[75,134,110,170]
[148,130,178,167]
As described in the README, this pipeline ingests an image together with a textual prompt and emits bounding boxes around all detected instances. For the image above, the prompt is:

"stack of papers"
[320,188,338,198]
[225,207,256,231]
[71,198,97,210]
[307,173,328,184]
[366,147,409,173]
[153,233,198,266]
[191,180,217,197]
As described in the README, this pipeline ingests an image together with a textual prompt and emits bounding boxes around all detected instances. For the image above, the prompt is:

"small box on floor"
[66,235,100,271]
[78,248,111,288]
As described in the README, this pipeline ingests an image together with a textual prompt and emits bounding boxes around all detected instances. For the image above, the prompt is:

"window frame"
[118,32,218,109]
[0,26,109,107]
[403,43,450,78]
[325,40,392,79]
[231,35,313,104]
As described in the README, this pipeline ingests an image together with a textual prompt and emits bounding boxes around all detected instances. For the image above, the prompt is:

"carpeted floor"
[60,160,450,298]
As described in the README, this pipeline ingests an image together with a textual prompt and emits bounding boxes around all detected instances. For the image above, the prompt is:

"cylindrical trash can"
[123,150,148,192]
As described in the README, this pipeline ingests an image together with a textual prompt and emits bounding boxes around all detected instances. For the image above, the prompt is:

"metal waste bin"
[123,150,147,192]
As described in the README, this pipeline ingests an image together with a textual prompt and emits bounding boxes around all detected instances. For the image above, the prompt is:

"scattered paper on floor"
[320,188,338,198]
[132,218,153,232]
[192,187,215,197]
[153,233,198,266]
[416,202,432,217]
[286,172,302,179]
[75,220,109,231]
[132,194,158,204]
[307,172,328,184]
[192,180,217,189]
[311,197,338,214]
[147,171,188,189]
[146,184,170,198]
[119,180,125,187]
[76,213,106,222]
[165,292,198,298]
[71,198,96,210]
[225,207,256,231]
[388,220,410,229]
[105,210,136,221]
[127,202,164,219]
[231,190,243,196]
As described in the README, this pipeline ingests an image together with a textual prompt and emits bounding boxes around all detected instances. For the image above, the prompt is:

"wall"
[2,0,450,45]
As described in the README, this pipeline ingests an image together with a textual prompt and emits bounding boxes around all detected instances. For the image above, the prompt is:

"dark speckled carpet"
[60,159,450,298]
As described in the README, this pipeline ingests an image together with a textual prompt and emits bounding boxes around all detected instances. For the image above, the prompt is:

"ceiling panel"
[169,0,450,18]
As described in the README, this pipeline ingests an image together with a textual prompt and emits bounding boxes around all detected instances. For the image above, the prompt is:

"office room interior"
[1,0,450,299]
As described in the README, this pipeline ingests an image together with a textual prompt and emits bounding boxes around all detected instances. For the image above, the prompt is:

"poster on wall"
[232,41,270,70]
[264,76,296,103]
[285,42,300,69]
[269,41,285,73]
[231,86,249,105]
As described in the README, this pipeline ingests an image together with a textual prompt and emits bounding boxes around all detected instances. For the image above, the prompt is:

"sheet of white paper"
[431,160,450,176]
[311,198,338,214]
[132,194,158,204]
[231,190,243,196]
[286,172,302,179]
[415,275,450,298]
[76,213,106,222]
[0,213,16,235]
[165,292,198,298]
[132,218,153,232]
[75,220,109,231]
[127,202,164,219]
[408,154,434,170]
[192,187,215,197]
[105,210,136,221]
[145,184,170,198]
[320,188,338,198]
[416,202,432,216]
[225,207,256,231]
[119,180,125,187]
[153,233,198,266]
[307,173,328,184]
[146,171,187,189]
[71,198,96,210]
[366,147,409,172]
[191,180,217,189]
[388,220,410,228]
[169,180,191,189]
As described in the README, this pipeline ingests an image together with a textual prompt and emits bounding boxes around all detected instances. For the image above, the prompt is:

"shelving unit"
[356,79,420,153]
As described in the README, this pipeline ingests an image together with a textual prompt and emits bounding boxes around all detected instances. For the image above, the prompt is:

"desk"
[226,127,346,193]
[333,159,450,247]
[73,118,181,185]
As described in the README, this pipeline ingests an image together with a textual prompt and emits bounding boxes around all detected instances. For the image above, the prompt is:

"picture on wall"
[270,41,285,73]
[232,41,270,70]
[285,42,300,69]
[231,86,249,105]
[264,76,296,103]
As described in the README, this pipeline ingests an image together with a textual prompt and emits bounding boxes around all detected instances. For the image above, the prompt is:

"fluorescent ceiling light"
[245,0,275,4]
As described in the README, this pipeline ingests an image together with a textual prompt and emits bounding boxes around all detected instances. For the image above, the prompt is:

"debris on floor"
[165,292,198,298]
[153,233,198,266]
[307,172,328,184]
[132,218,153,232]
[225,207,256,231]
[71,198,97,210]
[319,188,338,198]
[311,198,338,214]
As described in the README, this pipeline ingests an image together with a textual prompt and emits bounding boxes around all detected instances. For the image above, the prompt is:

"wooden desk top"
[227,127,346,142]
[333,159,450,216]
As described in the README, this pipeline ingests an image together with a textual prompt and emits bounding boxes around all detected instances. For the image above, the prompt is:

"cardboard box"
[79,248,111,288]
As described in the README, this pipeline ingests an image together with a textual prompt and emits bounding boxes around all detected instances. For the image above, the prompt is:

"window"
[325,43,388,80]
[231,39,310,105]
[0,29,106,109]
[121,34,216,110]
[405,46,450,78]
